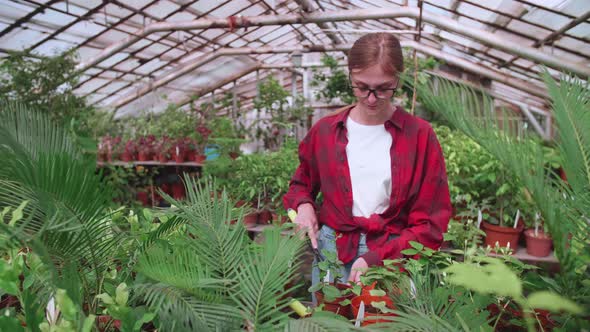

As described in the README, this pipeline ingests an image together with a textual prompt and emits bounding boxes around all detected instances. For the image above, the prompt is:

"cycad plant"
[132,177,307,331]
[0,101,126,318]
[415,71,589,304]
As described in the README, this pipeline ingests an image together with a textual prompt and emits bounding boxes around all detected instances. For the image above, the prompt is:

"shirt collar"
[333,104,406,130]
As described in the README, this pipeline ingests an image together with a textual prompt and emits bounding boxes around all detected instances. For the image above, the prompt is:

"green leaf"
[96,293,114,305]
[443,257,522,299]
[401,249,418,255]
[9,200,27,226]
[409,241,424,251]
[369,289,386,297]
[0,316,25,332]
[527,291,583,314]
[352,284,362,296]
[308,282,323,293]
[338,299,351,306]
[322,284,341,302]
[81,315,95,332]
[370,301,396,313]
[55,289,77,321]
[115,283,129,306]
[23,275,34,290]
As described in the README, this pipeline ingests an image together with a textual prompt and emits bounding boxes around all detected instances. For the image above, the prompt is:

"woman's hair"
[348,33,404,76]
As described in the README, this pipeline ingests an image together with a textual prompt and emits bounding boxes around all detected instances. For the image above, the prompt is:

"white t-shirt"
[346,116,393,218]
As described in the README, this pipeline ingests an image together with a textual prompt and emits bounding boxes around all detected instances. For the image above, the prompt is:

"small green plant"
[96,283,155,332]
[444,218,486,250]
[308,250,351,302]
[310,55,355,105]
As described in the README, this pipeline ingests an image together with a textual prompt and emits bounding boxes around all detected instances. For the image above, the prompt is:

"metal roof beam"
[76,7,590,78]
[111,40,547,110]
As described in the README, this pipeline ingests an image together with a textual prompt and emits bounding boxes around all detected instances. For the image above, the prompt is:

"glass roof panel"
[569,23,590,39]
[167,12,197,22]
[210,0,250,17]
[522,8,570,31]
[34,39,76,56]
[97,52,130,68]
[134,58,166,75]
[191,0,223,14]
[144,1,181,19]
[0,28,46,50]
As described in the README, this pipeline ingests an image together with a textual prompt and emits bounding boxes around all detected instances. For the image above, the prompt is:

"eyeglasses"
[350,86,397,99]
[349,75,399,99]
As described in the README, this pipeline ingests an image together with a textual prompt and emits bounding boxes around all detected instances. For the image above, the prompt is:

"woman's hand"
[348,257,368,283]
[295,203,319,249]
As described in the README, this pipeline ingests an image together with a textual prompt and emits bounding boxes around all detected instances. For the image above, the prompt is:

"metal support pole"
[291,70,297,99]
[232,81,238,118]
[519,105,549,140]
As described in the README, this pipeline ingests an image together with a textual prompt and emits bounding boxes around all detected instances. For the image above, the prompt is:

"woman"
[283,33,451,287]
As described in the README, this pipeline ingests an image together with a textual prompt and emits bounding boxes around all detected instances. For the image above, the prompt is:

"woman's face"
[350,64,399,119]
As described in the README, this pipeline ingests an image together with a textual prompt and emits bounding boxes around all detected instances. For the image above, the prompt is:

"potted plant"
[154,137,172,163]
[97,136,109,162]
[172,139,185,163]
[308,250,354,319]
[524,214,553,257]
[349,259,403,325]
[445,198,490,250]
[137,137,152,161]
[121,139,137,162]
[481,178,524,251]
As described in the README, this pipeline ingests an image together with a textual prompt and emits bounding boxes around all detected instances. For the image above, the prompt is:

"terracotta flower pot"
[193,154,206,164]
[138,149,151,161]
[524,229,552,257]
[172,182,185,200]
[351,293,396,326]
[121,151,134,162]
[258,210,273,224]
[482,221,523,251]
[136,191,150,206]
[242,212,259,226]
[315,283,354,319]
[157,153,169,163]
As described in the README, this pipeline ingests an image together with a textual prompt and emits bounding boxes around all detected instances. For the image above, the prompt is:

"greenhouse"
[0,0,589,331]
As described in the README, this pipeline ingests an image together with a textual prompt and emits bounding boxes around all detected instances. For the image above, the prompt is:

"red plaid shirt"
[283,105,451,266]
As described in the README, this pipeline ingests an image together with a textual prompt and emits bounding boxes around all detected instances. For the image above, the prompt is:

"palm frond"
[161,177,249,284]
[134,283,242,332]
[415,74,589,274]
[374,307,477,332]
[230,226,306,330]
[0,102,122,296]
[0,101,79,159]
[284,312,357,332]
[542,71,590,193]
[136,243,227,301]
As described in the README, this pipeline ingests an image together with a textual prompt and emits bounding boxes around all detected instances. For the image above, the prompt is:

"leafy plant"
[416,69,590,325]
[444,218,486,250]
[444,256,582,331]
[0,50,92,133]
[310,55,355,105]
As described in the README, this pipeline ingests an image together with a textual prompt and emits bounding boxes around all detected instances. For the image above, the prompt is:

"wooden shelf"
[97,161,204,167]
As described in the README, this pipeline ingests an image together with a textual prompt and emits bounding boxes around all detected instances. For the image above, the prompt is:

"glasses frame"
[349,74,399,100]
